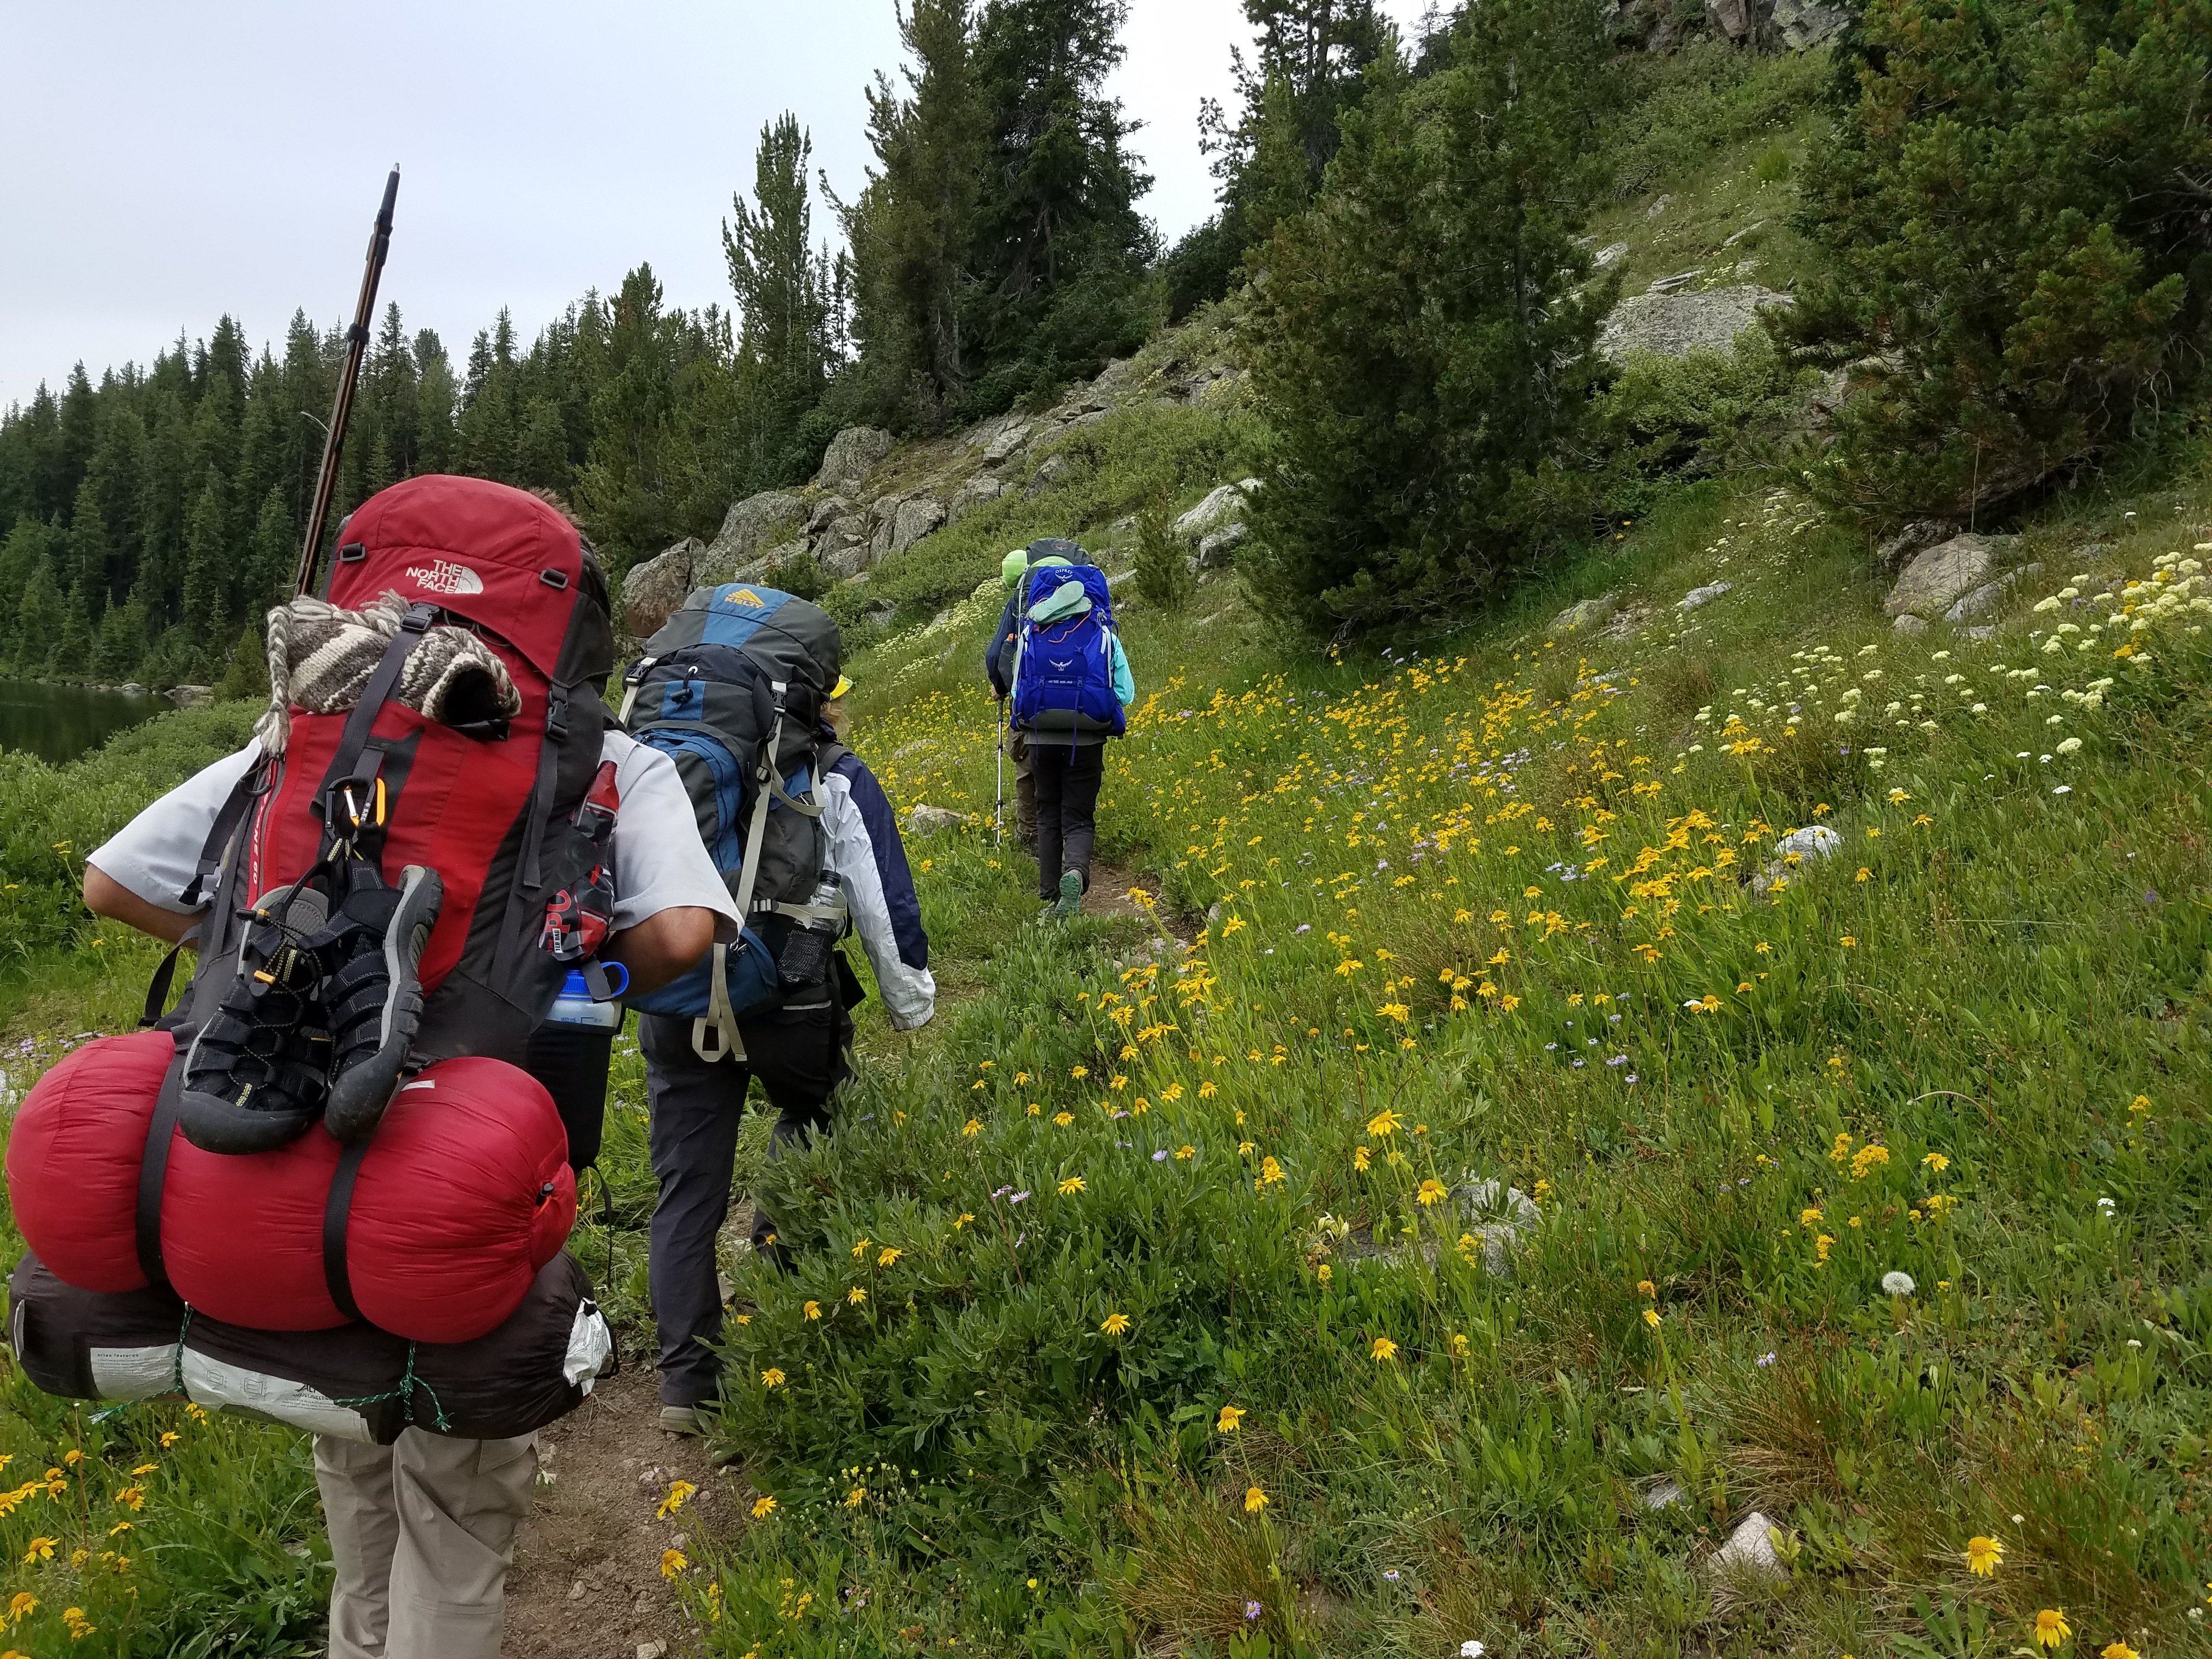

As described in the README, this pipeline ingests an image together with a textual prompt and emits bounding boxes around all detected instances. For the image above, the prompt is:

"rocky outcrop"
[1175,480,1258,542]
[1883,533,2022,620]
[906,804,973,837]
[812,427,893,492]
[1551,595,1621,635]
[701,492,805,584]
[980,419,1033,466]
[1194,522,1249,571]
[1875,519,1957,574]
[1708,0,1758,38]
[891,496,945,556]
[1602,285,1789,363]
[1944,562,2043,624]
[1025,454,1079,498]
[622,536,706,637]
[1774,0,1849,48]
[947,475,1004,525]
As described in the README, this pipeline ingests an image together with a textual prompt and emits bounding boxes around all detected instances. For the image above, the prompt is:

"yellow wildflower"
[1101,1312,1131,1336]
[1965,1535,2002,1576]
[752,1495,778,1519]
[1217,1405,1245,1433]
[1370,1336,1398,1362]
[656,1480,696,1519]
[2033,1610,2070,1651]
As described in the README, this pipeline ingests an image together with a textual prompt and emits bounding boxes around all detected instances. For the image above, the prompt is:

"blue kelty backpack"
[617,583,849,1062]
[1009,563,1125,748]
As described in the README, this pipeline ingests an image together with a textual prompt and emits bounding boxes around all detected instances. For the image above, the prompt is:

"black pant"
[640,997,852,1407]
[1031,741,1105,900]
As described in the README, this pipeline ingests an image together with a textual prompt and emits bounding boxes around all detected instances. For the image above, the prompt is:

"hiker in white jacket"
[646,677,934,1433]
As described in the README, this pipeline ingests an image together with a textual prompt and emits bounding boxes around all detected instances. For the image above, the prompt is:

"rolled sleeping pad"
[5,1031,576,1345]
[5,1248,612,1444]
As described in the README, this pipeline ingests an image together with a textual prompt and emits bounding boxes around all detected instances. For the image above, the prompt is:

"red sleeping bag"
[6,1030,575,1345]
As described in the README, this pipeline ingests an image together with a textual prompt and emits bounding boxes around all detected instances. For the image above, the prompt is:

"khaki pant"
[314,1430,538,1659]
[1002,726,1035,843]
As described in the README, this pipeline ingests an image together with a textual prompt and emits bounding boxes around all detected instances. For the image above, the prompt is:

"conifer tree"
[845,0,990,423]
[572,267,682,569]
[64,476,111,601]
[13,556,63,675]
[92,590,145,683]
[180,475,230,648]
[1243,0,1616,636]
[53,580,95,678]
[726,113,840,459]
[966,0,1153,405]
[246,486,293,619]
[1784,0,2212,523]
[1171,1,1390,314]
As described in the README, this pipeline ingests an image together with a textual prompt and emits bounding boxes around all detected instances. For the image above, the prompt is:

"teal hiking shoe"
[1054,869,1085,917]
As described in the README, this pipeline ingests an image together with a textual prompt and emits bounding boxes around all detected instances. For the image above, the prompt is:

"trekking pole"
[294,166,401,599]
[995,696,1006,846]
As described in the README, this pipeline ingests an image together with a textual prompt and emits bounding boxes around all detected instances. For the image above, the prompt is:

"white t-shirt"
[90,730,740,934]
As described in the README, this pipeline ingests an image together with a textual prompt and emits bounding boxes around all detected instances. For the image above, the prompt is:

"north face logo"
[725,588,766,608]
[405,560,484,596]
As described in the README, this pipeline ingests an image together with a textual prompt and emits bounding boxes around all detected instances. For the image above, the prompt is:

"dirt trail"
[501,1362,737,1659]
[501,862,1176,1657]
[1084,857,1195,943]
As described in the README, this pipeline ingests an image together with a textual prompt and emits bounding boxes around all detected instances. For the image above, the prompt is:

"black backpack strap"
[133,1058,190,1286]
[321,1137,374,1324]
[139,945,188,1030]
[315,603,437,846]
[178,761,266,909]
[518,685,569,890]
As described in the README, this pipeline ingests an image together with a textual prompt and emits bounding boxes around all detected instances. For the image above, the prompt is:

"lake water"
[0,679,166,765]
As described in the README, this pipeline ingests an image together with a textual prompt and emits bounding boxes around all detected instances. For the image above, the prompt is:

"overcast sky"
[0,0,1429,408]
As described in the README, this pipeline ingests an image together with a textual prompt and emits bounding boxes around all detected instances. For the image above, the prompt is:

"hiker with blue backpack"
[995,540,1135,917]
[619,582,934,1435]
[984,539,1078,844]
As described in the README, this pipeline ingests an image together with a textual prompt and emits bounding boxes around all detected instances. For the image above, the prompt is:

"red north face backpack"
[99,476,617,1336]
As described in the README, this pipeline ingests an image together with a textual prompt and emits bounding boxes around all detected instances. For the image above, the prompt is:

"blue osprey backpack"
[1010,563,1125,745]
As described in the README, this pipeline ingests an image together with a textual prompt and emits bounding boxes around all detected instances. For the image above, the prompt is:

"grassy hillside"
[3,41,2210,1659]
[653,446,2212,1657]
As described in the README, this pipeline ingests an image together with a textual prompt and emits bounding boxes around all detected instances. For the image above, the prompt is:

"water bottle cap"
[560,967,591,998]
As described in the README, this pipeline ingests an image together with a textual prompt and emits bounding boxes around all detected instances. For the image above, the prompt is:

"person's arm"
[601,733,744,991]
[81,742,263,944]
[607,906,718,995]
[823,758,935,1030]
[1110,634,1135,707]
[84,865,201,945]
[984,594,1020,697]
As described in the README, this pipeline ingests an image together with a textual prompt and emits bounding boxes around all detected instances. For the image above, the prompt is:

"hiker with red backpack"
[59,478,737,1659]
[1000,541,1135,916]
[618,582,934,1435]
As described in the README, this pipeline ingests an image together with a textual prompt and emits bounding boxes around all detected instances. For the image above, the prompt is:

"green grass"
[7,43,2212,1657]
[664,458,2212,1656]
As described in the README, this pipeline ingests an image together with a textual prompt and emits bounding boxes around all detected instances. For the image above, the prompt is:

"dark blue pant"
[640,997,851,1406]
